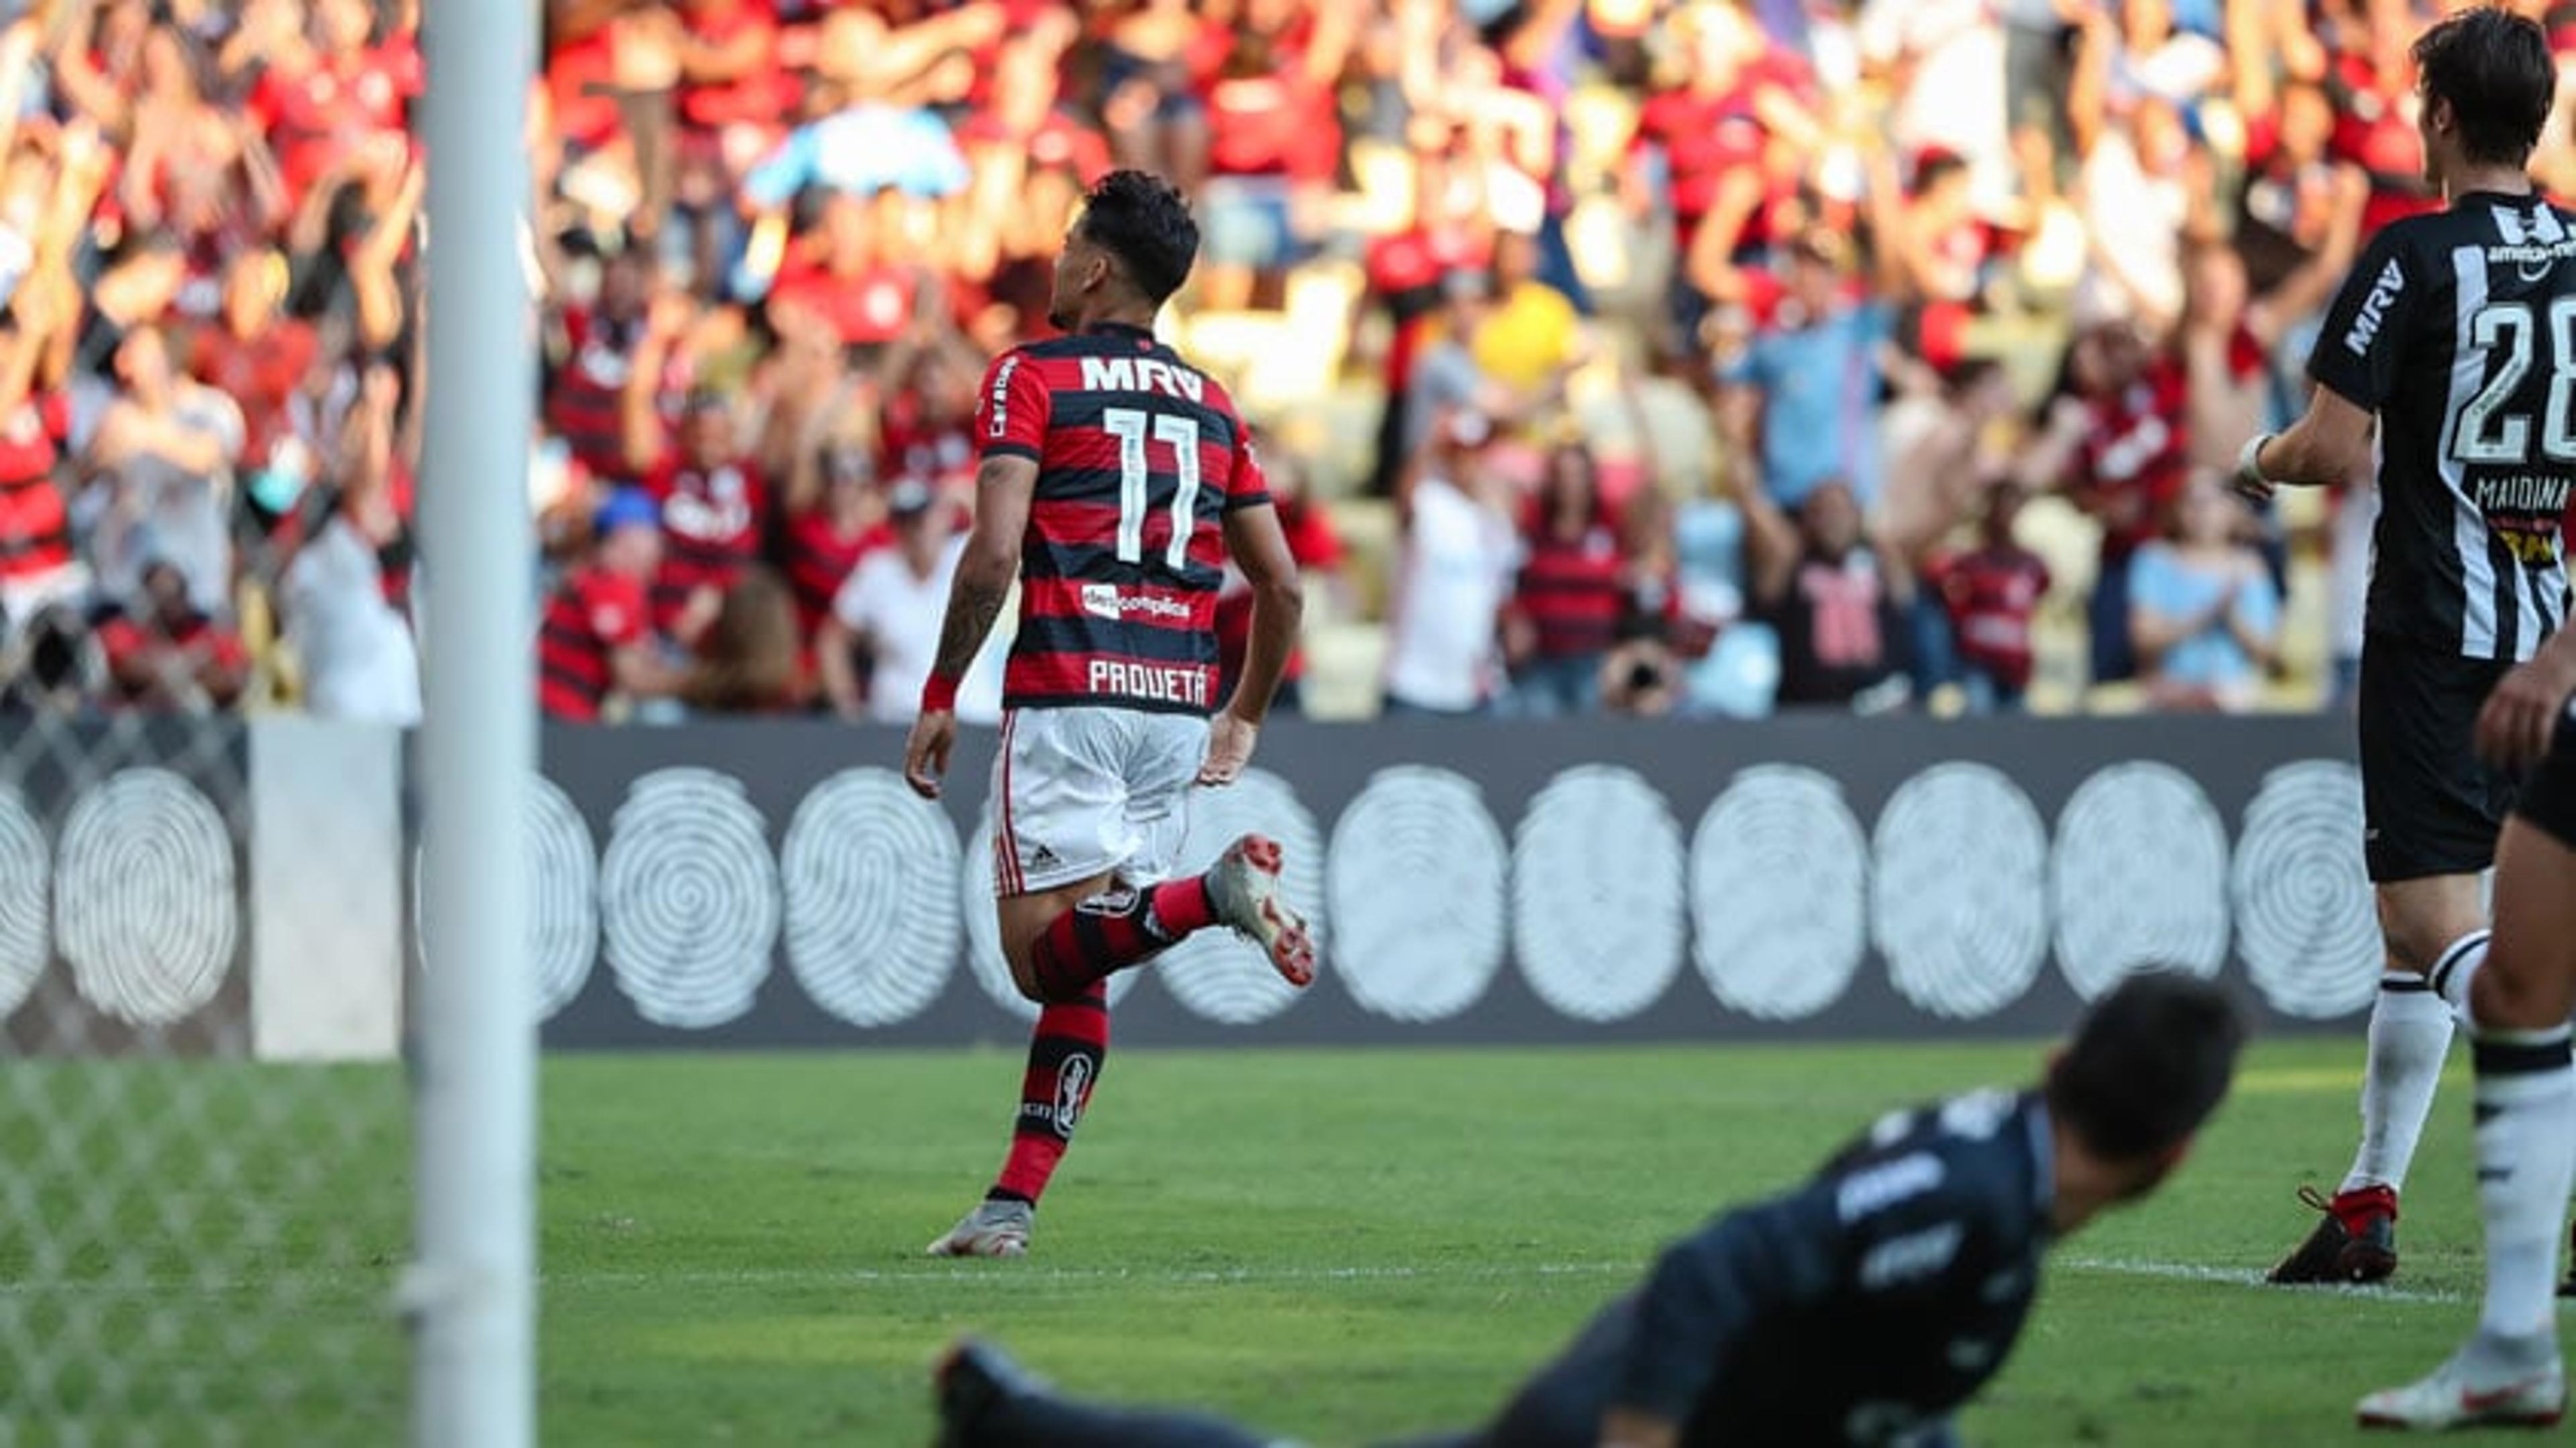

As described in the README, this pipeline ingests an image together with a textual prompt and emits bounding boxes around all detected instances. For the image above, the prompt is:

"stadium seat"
[1299,620,1391,722]
[1322,497,1398,623]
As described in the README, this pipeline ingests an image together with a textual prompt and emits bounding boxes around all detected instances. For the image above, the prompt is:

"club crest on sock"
[1053,1055,1092,1137]
[1075,886,1139,917]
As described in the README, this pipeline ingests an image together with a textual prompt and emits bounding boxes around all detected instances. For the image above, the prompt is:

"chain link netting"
[0,705,407,1445]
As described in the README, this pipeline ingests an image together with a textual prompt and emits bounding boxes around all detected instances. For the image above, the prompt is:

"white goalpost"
[0,1,538,1440]
[411,0,539,1442]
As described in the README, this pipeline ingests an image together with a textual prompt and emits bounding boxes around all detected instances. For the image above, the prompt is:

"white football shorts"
[989,705,1209,896]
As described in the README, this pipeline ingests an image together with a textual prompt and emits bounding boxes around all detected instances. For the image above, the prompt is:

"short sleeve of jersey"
[1224,418,1272,513]
[2308,227,2418,411]
[974,350,1051,463]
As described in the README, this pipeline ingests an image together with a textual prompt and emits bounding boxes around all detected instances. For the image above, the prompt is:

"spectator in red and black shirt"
[1195,11,1342,311]
[768,191,920,350]
[2035,319,2192,684]
[244,0,421,211]
[2323,41,2439,238]
[674,0,797,174]
[645,391,768,645]
[1926,482,2051,715]
[952,28,1111,191]
[0,378,74,627]
[782,443,890,650]
[547,250,654,485]
[539,488,686,723]
[1626,4,1815,352]
[97,559,249,713]
[879,346,981,488]
[1215,448,1339,716]
[193,250,317,495]
[1506,440,1627,717]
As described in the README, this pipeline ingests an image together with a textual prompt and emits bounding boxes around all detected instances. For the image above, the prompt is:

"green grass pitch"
[539,1038,2552,1447]
[4,1037,2565,1444]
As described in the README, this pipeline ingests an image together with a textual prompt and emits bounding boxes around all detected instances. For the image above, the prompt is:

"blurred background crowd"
[0,0,2567,725]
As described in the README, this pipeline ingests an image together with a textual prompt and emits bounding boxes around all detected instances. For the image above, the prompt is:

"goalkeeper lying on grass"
[931,972,2245,1448]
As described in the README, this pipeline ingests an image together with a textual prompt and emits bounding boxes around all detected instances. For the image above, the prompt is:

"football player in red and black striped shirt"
[906,171,1315,1259]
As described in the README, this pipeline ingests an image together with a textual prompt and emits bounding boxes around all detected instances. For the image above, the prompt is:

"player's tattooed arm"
[926,452,1038,694]
[930,572,1010,686]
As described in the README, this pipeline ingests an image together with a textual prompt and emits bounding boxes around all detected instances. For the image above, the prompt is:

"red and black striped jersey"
[547,307,641,480]
[539,564,649,721]
[645,456,768,635]
[1514,521,1627,661]
[784,507,885,642]
[977,321,1269,715]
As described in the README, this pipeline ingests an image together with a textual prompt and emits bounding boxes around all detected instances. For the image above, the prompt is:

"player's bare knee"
[2374,883,2485,976]
[2469,948,2576,1031]
[2373,909,2447,977]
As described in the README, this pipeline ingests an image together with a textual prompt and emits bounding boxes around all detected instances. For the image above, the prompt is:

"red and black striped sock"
[989,982,1110,1206]
[1024,878,1217,1003]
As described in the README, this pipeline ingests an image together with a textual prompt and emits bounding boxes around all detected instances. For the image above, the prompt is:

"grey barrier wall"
[531,712,2375,1049]
[0,713,2385,1057]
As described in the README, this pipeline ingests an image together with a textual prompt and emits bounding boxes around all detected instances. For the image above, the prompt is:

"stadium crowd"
[0,0,2567,723]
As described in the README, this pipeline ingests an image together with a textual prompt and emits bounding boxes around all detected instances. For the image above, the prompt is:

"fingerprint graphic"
[54,770,237,1027]
[959,803,1142,1023]
[598,768,779,1029]
[1154,769,1325,1025]
[2052,763,2230,1000]
[1326,766,1508,1023]
[0,786,47,1020]
[783,769,959,1027]
[524,777,599,1020]
[1873,764,2049,1021]
[1691,766,1869,1021]
[1513,766,1685,1023]
[412,775,600,1022]
[2233,760,2377,1019]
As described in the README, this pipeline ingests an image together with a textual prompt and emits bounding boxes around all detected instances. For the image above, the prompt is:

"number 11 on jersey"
[1103,406,1202,571]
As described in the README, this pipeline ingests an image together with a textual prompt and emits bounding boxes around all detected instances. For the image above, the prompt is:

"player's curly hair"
[1076,170,1199,307]
[2412,6,2557,168]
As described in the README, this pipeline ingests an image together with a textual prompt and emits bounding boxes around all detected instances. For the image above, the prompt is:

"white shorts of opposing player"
[989,705,1210,896]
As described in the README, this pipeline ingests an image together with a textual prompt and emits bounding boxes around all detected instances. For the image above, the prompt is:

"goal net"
[0,705,411,1441]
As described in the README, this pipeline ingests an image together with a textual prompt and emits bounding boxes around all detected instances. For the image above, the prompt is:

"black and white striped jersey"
[2311,189,2576,662]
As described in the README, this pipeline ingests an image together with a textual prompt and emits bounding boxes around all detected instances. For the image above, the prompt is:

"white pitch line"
[551,1261,1643,1290]
[2062,1257,2465,1305]
[0,1257,2497,1307]
[0,1260,1642,1298]
[835,1261,1638,1288]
